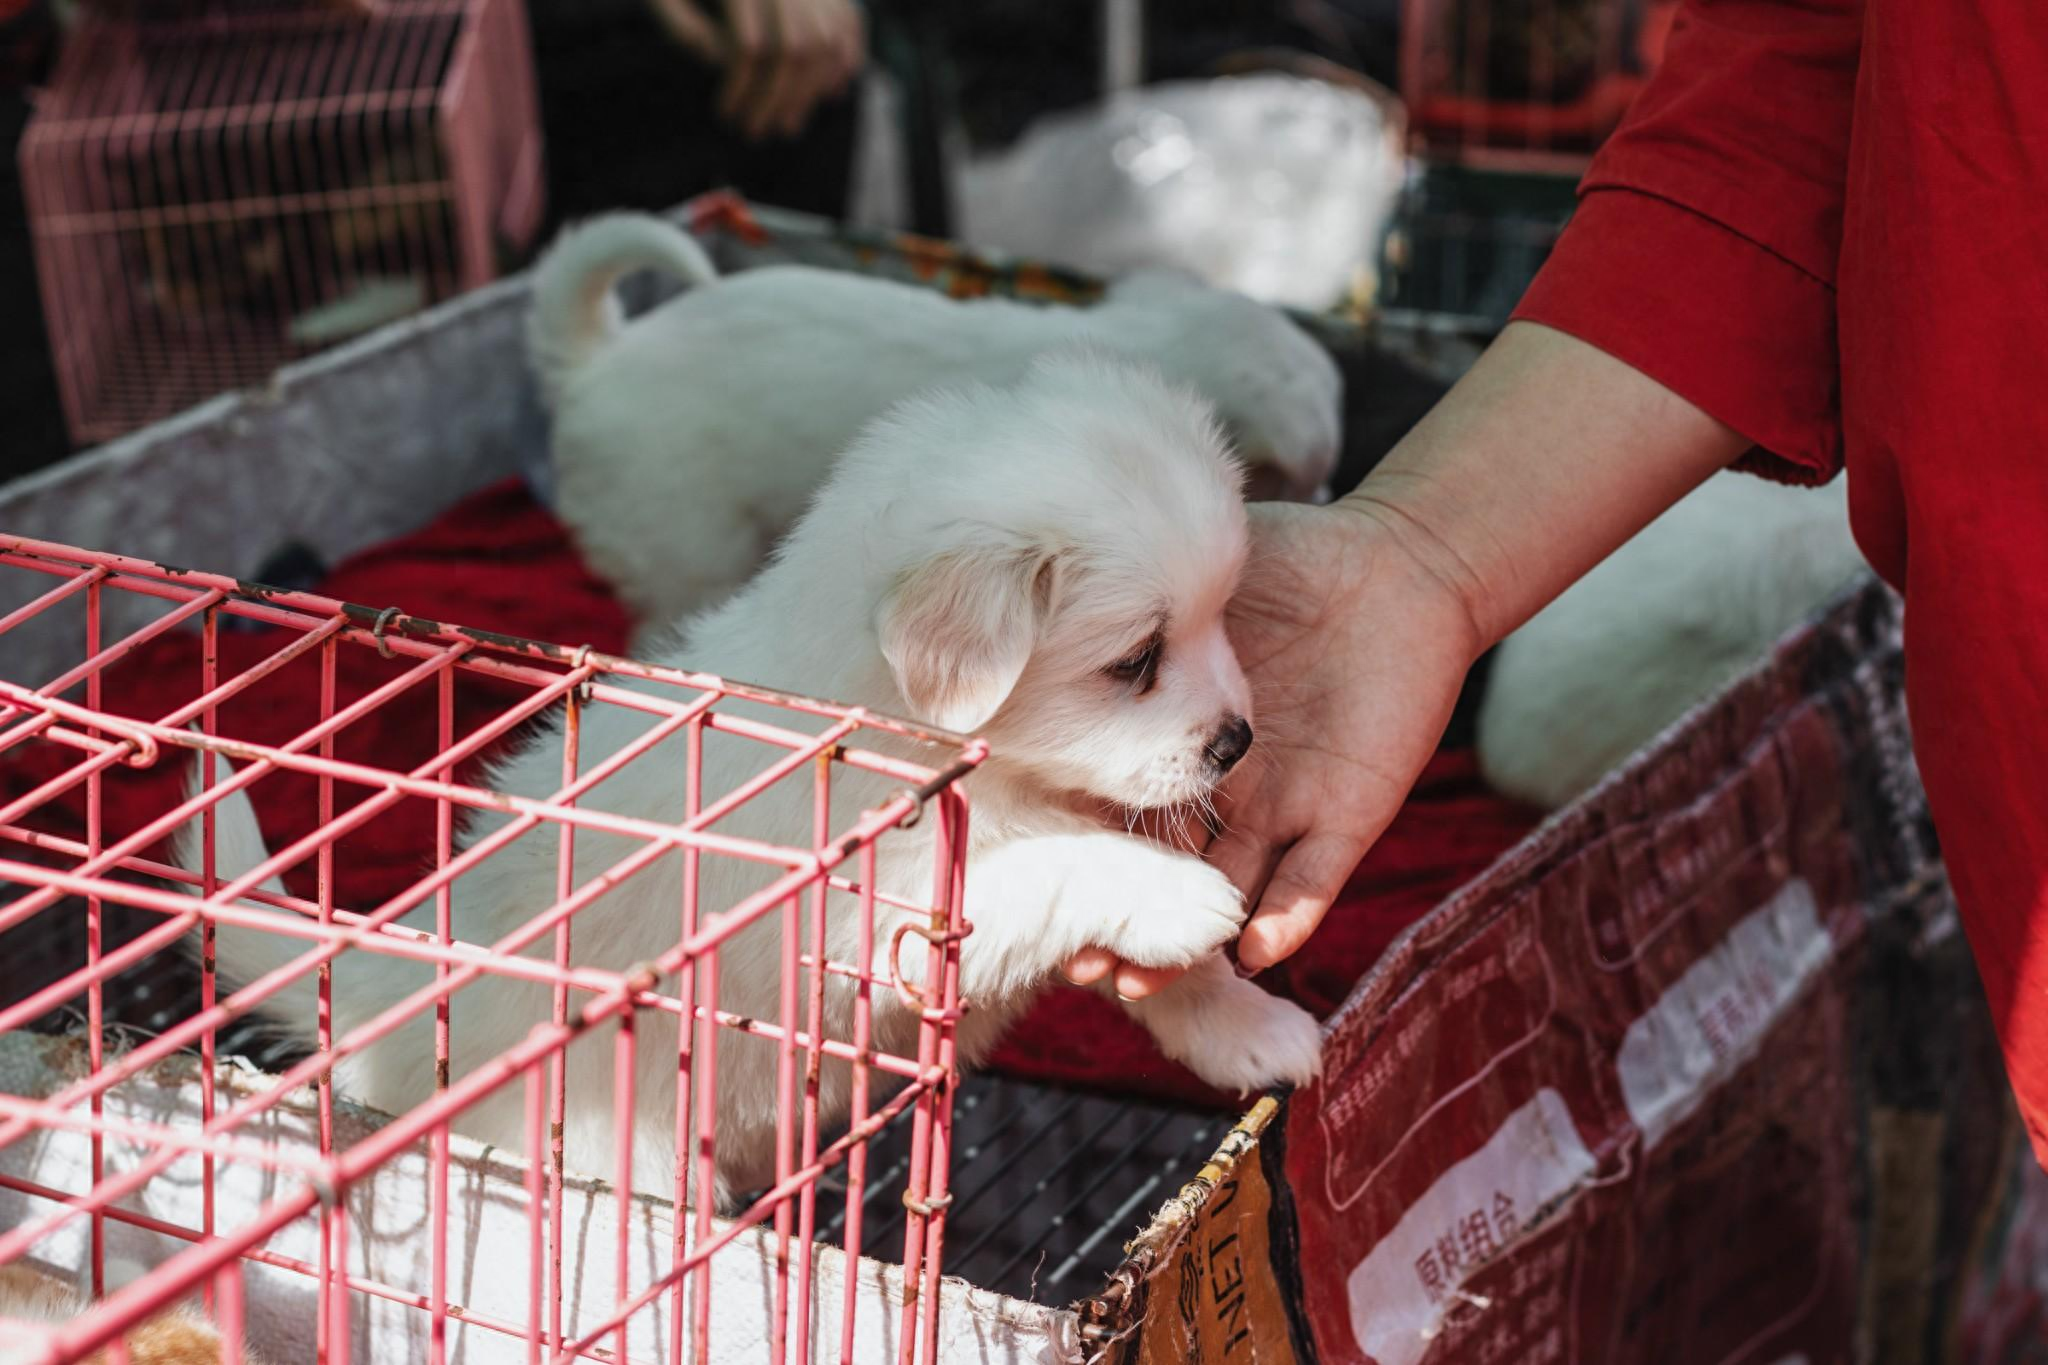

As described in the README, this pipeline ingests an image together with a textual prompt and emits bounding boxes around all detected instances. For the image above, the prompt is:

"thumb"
[1235,830,1368,971]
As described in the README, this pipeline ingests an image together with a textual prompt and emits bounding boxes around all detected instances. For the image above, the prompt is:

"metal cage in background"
[19,0,544,447]
[1398,0,1676,168]
[0,535,980,1364]
[4,192,2044,1365]
[1377,0,1674,335]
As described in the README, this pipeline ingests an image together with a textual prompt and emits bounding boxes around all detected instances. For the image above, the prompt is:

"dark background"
[0,0,1409,487]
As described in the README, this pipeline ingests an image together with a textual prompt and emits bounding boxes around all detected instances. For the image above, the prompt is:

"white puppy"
[527,213,1344,630]
[1477,471,1868,809]
[185,353,1322,1210]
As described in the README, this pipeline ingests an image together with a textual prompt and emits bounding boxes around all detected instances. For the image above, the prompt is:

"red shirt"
[1516,0,2048,1160]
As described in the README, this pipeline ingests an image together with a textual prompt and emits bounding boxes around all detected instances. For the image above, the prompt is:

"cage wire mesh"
[19,0,543,447]
[1399,0,1676,165]
[1379,0,1676,331]
[0,535,982,1364]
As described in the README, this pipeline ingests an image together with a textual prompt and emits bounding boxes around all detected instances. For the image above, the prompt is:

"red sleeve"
[1510,0,1865,484]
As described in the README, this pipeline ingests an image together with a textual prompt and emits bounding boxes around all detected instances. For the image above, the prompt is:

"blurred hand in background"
[646,0,866,141]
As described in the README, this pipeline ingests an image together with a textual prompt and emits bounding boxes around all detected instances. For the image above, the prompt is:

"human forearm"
[1340,321,1751,651]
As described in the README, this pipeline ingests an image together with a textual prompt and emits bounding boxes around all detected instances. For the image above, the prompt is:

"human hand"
[1063,323,1749,1002]
[646,0,866,140]
[1066,494,1485,999]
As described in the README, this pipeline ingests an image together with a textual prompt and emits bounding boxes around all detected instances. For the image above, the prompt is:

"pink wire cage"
[1398,0,1679,170]
[18,0,544,447]
[0,535,982,1365]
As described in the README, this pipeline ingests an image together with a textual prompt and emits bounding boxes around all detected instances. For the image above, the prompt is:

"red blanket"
[4,481,1539,1107]
[984,750,1539,1109]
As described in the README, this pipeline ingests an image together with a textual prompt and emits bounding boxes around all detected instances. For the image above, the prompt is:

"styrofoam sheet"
[0,1034,1075,1365]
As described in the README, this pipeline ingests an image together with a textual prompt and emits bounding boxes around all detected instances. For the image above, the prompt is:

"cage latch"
[370,605,404,659]
[900,1190,953,1218]
[887,919,974,1013]
[889,786,926,829]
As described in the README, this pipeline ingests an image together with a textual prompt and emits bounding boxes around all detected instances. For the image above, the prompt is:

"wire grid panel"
[1397,0,1678,167]
[0,536,982,1365]
[19,0,544,446]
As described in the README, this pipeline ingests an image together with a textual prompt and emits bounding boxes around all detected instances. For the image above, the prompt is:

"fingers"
[1063,947,1186,1000]
[782,0,863,138]
[1063,947,1116,986]
[715,0,863,140]
[646,0,725,62]
[831,2,866,93]
[1237,831,1368,971]
[1112,963,1184,1000]
[751,0,815,139]
[718,0,771,132]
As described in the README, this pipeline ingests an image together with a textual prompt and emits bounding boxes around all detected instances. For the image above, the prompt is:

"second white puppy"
[188,351,1321,1210]
[527,212,1344,629]
[1477,472,1867,809]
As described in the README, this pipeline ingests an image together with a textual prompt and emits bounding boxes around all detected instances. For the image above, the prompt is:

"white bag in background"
[958,74,1406,313]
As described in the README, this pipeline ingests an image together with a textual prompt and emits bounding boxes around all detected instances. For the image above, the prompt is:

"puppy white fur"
[1477,471,1867,809]
[528,212,1344,629]
[0,1264,250,1365]
[185,353,1322,1210]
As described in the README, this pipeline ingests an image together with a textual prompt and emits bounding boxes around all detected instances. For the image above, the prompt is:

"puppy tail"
[170,744,317,1033]
[527,212,720,407]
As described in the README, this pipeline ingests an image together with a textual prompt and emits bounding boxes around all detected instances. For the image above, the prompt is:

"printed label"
[1345,1089,1594,1365]
[1616,880,1833,1149]
[1319,912,1554,1212]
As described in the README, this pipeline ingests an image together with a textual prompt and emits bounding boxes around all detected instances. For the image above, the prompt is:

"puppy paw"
[1112,855,1247,970]
[1123,961,1323,1094]
[1180,989,1324,1094]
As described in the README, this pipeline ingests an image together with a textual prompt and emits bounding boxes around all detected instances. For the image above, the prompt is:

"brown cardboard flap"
[1077,1096,1303,1365]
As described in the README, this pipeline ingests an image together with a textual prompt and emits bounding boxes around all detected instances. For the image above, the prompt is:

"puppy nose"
[1205,715,1254,773]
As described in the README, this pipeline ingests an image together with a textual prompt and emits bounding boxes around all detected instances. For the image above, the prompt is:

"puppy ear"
[877,544,1057,734]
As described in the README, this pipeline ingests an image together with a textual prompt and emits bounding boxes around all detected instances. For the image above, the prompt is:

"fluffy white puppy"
[1477,471,1868,809]
[527,212,1344,630]
[185,352,1322,1210]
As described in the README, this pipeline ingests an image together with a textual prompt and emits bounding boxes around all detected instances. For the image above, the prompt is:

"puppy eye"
[1105,636,1163,693]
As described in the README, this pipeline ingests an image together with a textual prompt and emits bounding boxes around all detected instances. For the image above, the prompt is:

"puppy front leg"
[950,833,1247,1002]
[1112,955,1323,1094]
